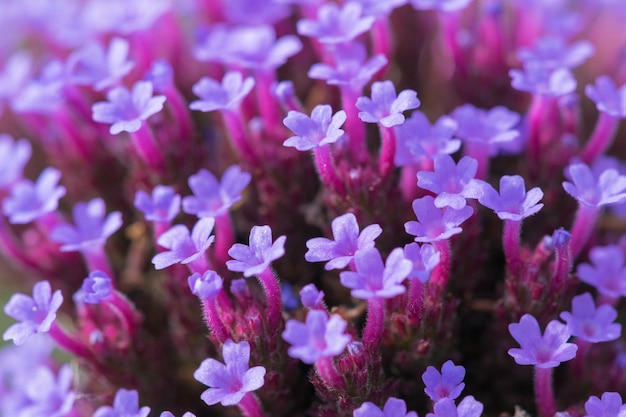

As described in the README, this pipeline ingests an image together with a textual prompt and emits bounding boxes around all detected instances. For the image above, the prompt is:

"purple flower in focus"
[193,339,266,406]
[93,388,150,417]
[577,245,626,299]
[585,76,626,118]
[2,167,66,224]
[396,112,460,166]
[517,37,594,70]
[422,360,465,401]
[560,293,621,343]
[227,225,286,277]
[404,242,440,283]
[3,281,63,345]
[478,175,544,221]
[282,310,351,364]
[339,247,412,299]
[353,397,418,417]
[510,63,577,97]
[410,0,474,12]
[283,105,347,151]
[584,392,626,417]
[50,198,122,253]
[92,80,166,134]
[152,218,215,270]
[182,166,252,218]
[300,284,325,309]
[426,397,484,417]
[451,104,520,151]
[188,270,223,301]
[189,72,255,113]
[81,271,113,304]
[417,155,483,209]
[0,134,31,190]
[357,81,420,128]
[562,162,626,208]
[405,196,473,242]
[305,213,382,270]
[134,185,181,223]
[18,365,75,417]
[297,2,375,44]
[508,314,577,368]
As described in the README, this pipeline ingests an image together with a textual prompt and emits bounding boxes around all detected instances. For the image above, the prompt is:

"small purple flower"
[478,175,544,221]
[577,245,626,299]
[405,196,473,242]
[508,314,577,368]
[81,271,113,304]
[152,218,215,270]
[560,293,621,343]
[0,52,32,114]
[510,64,577,97]
[3,281,63,345]
[2,167,66,224]
[300,284,325,309]
[352,0,408,17]
[227,225,286,277]
[282,310,351,364]
[585,76,626,118]
[283,105,347,151]
[144,59,174,92]
[562,162,626,208]
[193,339,266,406]
[0,134,32,190]
[451,104,520,150]
[339,247,412,300]
[223,0,290,25]
[517,37,594,70]
[404,243,440,283]
[584,392,626,417]
[188,270,223,301]
[410,0,474,12]
[353,397,418,417]
[11,59,66,114]
[18,365,76,417]
[182,166,252,218]
[417,155,483,210]
[396,112,460,166]
[92,80,166,134]
[422,360,466,402]
[50,198,123,253]
[356,81,420,128]
[93,388,150,417]
[426,397,484,417]
[189,72,255,113]
[134,185,181,223]
[297,2,375,44]
[305,213,382,270]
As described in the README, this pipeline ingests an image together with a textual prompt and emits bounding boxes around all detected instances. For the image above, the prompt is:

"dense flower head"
[297,2,375,44]
[478,175,544,221]
[353,397,418,417]
[93,388,150,417]
[193,339,266,406]
[305,212,383,270]
[510,63,577,97]
[0,134,31,190]
[405,196,474,242]
[585,76,626,118]
[451,105,520,150]
[282,310,351,364]
[188,270,223,301]
[560,292,621,343]
[134,185,181,223]
[508,314,577,368]
[584,392,626,417]
[426,397,484,417]
[152,218,215,270]
[227,225,286,277]
[81,270,113,304]
[417,155,483,209]
[563,162,626,208]
[576,245,626,299]
[356,80,420,128]
[404,242,440,283]
[517,36,594,70]
[422,360,466,402]
[283,105,347,151]
[3,281,63,345]
[182,166,251,218]
[189,72,255,113]
[395,112,460,166]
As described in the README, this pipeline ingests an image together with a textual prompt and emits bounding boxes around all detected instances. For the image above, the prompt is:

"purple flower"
[144,59,173,92]
[81,271,113,304]
[404,243,440,283]
[560,293,621,343]
[282,310,351,364]
[67,37,134,91]
[405,196,473,242]
[451,105,520,151]
[478,175,544,221]
[410,0,474,12]
[223,0,290,25]
[417,155,483,210]
[82,0,170,35]
[508,314,577,368]
[426,397,484,417]
[188,270,223,301]
[189,72,255,113]
[134,185,181,223]
[93,388,150,417]
[585,76,626,118]
[300,284,325,309]
[227,225,286,277]
[0,134,31,190]
[308,43,388,92]
[3,281,63,345]
[517,37,594,70]
[0,52,32,114]
[577,245,626,299]
[510,64,577,97]
[2,167,66,224]
[152,218,215,270]
[354,397,418,417]
[356,81,420,128]
[422,360,466,402]
[182,166,252,218]
[17,364,76,417]
[396,112,460,166]
[50,198,123,253]
[584,392,626,417]
[339,247,412,299]
[283,105,347,151]
[193,339,266,406]
[305,213,382,270]
[11,59,66,114]
[351,0,408,17]
[562,162,626,208]
[92,80,166,134]
[297,2,375,44]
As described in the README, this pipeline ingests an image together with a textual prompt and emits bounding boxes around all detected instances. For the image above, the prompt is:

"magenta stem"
[340,87,368,163]
[188,255,210,275]
[254,69,283,137]
[362,297,385,350]
[49,322,97,362]
[534,367,556,417]
[107,291,139,334]
[571,339,590,377]
[526,95,554,169]
[503,220,523,278]
[164,86,194,142]
[238,393,265,417]
[222,110,260,167]
[464,142,490,180]
[429,240,451,298]
[400,164,420,202]
[313,145,346,196]
[569,204,599,260]
[202,299,229,342]
[83,249,113,278]
[378,125,397,180]
[407,279,424,325]
[214,213,235,268]
[551,238,571,291]
[580,112,619,164]
[153,221,170,241]
[257,268,283,330]
[371,18,392,60]
[130,124,166,171]
[315,355,345,389]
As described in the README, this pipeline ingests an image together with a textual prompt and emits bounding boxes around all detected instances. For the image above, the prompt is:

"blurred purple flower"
[422,360,466,402]
[584,392,626,417]
[577,245,626,299]
[410,0,474,11]
[563,162,626,207]
[300,284,325,309]
[223,0,290,25]
[11,59,67,114]
[189,72,255,113]
[152,218,215,270]
[478,175,544,221]
[426,397,484,417]
[297,2,375,44]
[510,64,577,96]
[351,0,408,17]
[188,270,223,301]
[227,225,286,277]
[144,59,174,93]
[81,270,113,304]
[134,185,181,223]
[0,52,32,114]
[405,196,473,242]
[283,104,347,151]
[517,37,594,70]
[451,104,520,151]
[182,166,251,218]
[0,134,32,190]
[404,242,440,283]
[93,388,150,417]
[18,365,75,417]
[357,80,420,128]
[354,397,418,417]
[417,155,483,209]
[585,76,626,118]
[560,292,621,343]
